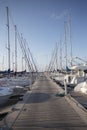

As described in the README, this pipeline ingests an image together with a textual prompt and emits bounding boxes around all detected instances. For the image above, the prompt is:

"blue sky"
[0,0,87,71]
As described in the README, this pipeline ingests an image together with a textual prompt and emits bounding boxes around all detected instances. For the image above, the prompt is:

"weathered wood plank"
[5,75,87,129]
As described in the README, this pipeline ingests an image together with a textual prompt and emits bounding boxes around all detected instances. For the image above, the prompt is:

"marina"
[0,74,87,129]
[0,0,87,129]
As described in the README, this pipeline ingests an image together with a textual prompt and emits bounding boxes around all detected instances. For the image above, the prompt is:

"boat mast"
[64,21,67,68]
[69,14,72,66]
[55,43,58,71]
[12,52,14,71]
[14,25,17,72]
[6,7,10,72]
[60,40,62,70]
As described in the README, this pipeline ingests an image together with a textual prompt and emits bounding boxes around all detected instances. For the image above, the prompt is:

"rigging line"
[17,33,32,71]
[16,27,37,72]
[48,44,58,71]
[48,47,56,71]
[23,39,34,71]
[26,42,38,72]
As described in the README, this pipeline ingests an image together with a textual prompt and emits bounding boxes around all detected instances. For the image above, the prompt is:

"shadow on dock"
[26,93,51,104]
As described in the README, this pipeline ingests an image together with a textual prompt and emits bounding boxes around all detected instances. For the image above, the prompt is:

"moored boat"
[74,81,87,94]
[0,87,13,105]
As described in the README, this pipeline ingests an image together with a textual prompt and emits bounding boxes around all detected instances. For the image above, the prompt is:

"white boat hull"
[74,81,87,94]
[0,94,11,105]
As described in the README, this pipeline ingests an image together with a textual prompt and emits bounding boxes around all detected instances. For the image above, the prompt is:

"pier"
[1,73,87,130]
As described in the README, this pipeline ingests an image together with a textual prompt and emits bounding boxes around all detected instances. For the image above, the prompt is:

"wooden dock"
[2,74,87,130]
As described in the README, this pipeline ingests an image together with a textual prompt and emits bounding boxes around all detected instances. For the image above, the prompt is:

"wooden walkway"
[3,74,87,130]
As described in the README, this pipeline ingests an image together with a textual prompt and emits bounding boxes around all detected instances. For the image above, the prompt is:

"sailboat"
[74,81,87,94]
[0,86,13,105]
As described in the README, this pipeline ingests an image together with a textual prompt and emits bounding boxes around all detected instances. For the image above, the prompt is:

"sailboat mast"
[55,43,58,71]
[69,14,72,66]
[12,52,14,71]
[60,40,62,70]
[6,7,10,72]
[14,25,17,72]
[64,21,67,68]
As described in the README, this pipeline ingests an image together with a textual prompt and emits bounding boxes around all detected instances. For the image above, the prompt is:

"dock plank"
[5,75,87,129]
